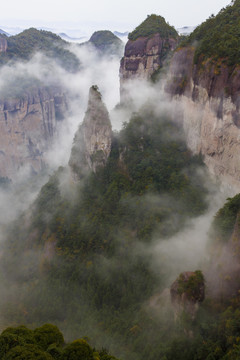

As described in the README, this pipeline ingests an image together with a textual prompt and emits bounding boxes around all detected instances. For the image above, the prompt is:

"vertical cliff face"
[119,15,178,100]
[167,47,240,191]
[0,86,68,179]
[69,85,112,178]
[165,1,240,191]
[120,33,176,81]
[0,37,7,52]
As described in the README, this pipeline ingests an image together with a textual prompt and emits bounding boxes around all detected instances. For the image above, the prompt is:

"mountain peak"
[128,14,178,41]
[69,85,112,177]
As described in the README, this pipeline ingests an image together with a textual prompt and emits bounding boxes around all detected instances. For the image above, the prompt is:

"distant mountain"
[113,31,129,38]
[83,30,124,57]
[177,26,196,35]
[58,32,87,43]
[0,28,9,36]
[0,28,80,72]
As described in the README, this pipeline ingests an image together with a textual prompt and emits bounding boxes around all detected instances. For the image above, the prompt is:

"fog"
[0,36,235,359]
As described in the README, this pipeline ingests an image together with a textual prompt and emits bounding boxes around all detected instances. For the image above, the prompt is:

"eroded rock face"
[167,47,240,191]
[170,271,205,320]
[0,86,68,179]
[0,37,7,52]
[69,85,112,177]
[120,33,177,98]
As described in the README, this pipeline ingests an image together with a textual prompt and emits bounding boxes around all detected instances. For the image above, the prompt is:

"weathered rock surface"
[167,47,240,191]
[170,271,205,320]
[69,85,112,177]
[0,86,67,179]
[0,37,7,52]
[120,33,177,97]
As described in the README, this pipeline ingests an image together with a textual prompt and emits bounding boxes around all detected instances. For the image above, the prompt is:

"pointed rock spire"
[69,85,112,178]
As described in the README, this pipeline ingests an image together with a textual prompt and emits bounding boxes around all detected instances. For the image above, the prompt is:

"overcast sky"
[0,0,232,33]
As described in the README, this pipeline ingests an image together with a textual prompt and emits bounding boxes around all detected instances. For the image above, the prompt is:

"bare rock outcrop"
[167,47,240,191]
[170,270,205,320]
[0,37,7,52]
[0,86,67,179]
[120,33,177,100]
[69,85,112,178]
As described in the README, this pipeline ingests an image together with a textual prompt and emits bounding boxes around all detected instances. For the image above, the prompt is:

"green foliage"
[212,193,240,242]
[0,28,79,72]
[0,109,210,359]
[33,324,64,351]
[128,14,178,41]
[0,324,119,360]
[184,0,240,66]
[60,339,94,360]
[88,31,123,55]
[4,344,53,360]
[177,270,205,301]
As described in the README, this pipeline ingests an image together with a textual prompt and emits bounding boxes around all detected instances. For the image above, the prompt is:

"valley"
[0,2,240,360]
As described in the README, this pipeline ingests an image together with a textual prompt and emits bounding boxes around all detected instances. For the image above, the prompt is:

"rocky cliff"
[167,47,240,191]
[0,86,67,179]
[69,85,112,178]
[0,37,7,52]
[119,15,178,98]
[164,0,240,191]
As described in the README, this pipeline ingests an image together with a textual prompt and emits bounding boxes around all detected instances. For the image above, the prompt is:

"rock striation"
[167,47,240,191]
[119,15,178,100]
[0,86,67,179]
[120,33,176,82]
[0,37,7,52]
[69,85,112,178]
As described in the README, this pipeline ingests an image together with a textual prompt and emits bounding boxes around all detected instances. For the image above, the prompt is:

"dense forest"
[0,107,211,359]
[0,323,119,359]
[128,14,178,41]
[2,102,240,359]
[183,0,240,66]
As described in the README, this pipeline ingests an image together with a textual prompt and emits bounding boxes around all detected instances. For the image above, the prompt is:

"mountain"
[165,0,240,190]
[69,85,112,176]
[58,32,87,43]
[0,27,82,180]
[82,30,124,57]
[0,28,80,72]
[177,26,196,35]
[0,28,9,36]
[0,86,209,359]
[3,5,240,360]
[119,3,240,191]
[113,31,129,38]
[120,14,178,97]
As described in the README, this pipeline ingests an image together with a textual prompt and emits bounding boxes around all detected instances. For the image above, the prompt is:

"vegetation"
[0,28,80,72]
[212,193,240,242]
[0,108,211,359]
[128,14,178,41]
[183,0,240,66]
[88,31,123,55]
[177,271,205,301]
[0,324,119,359]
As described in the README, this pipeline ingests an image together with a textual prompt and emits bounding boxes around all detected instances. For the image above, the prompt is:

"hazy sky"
[0,0,232,33]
